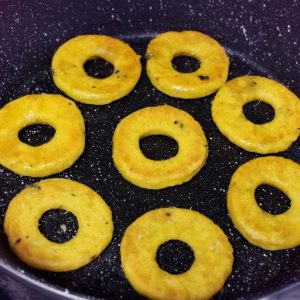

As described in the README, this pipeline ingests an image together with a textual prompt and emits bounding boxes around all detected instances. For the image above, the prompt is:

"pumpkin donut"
[227,156,300,250]
[0,94,85,177]
[211,76,300,154]
[4,178,113,272]
[121,207,234,300]
[146,31,229,99]
[112,105,208,189]
[52,35,141,105]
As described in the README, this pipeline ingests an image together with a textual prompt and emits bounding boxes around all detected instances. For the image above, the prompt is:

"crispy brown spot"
[15,238,21,244]
[174,120,184,128]
[198,75,209,81]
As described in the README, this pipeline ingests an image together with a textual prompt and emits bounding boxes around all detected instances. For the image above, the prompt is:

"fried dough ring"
[227,156,300,250]
[0,94,85,177]
[4,178,113,272]
[146,31,229,99]
[121,208,233,300]
[112,105,208,189]
[52,35,141,105]
[211,76,300,154]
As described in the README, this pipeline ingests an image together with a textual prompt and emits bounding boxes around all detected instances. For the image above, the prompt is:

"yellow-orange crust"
[0,94,85,177]
[227,156,300,250]
[146,31,229,99]
[121,208,234,300]
[112,105,208,189]
[4,178,113,272]
[212,76,300,154]
[52,35,142,105]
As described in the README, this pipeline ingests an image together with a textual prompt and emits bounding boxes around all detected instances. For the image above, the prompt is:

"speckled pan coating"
[0,1,299,300]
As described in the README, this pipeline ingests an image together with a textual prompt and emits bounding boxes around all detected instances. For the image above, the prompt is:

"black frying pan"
[0,0,300,299]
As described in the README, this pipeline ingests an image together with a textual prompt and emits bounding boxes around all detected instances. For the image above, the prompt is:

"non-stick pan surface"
[0,0,300,299]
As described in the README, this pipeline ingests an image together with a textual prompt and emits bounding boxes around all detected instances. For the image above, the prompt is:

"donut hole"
[243,100,275,124]
[39,209,79,243]
[83,57,114,79]
[156,239,195,274]
[172,55,200,73]
[255,184,291,215]
[139,135,178,160]
[18,124,56,146]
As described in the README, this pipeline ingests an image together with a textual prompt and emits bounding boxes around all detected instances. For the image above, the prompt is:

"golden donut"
[146,31,229,99]
[121,208,233,300]
[212,76,300,154]
[52,35,142,105]
[4,178,113,272]
[112,105,208,189]
[0,94,85,177]
[227,156,300,250]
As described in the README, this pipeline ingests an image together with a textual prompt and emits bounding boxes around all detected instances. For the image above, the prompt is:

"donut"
[0,94,85,177]
[211,76,300,154]
[121,208,233,300]
[52,35,142,105]
[146,31,229,99]
[4,178,113,272]
[227,156,300,250]
[112,105,208,189]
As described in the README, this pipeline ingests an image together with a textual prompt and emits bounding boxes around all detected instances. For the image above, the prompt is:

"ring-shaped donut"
[146,31,229,99]
[52,35,142,105]
[4,178,113,271]
[121,207,233,300]
[0,94,85,177]
[227,156,300,250]
[112,105,208,189]
[212,76,300,154]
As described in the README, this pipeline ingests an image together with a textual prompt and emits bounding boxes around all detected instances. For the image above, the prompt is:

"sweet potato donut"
[0,94,85,177]
[146,31,229,99]
[227,156,300,250]
[4,178,113,272]
[52,35,142,105]
[212,76,300,154]
[112,105,208,189]
[121,208,233,300]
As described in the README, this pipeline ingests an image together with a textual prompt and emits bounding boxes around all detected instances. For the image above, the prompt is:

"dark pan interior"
[0,0,300,299]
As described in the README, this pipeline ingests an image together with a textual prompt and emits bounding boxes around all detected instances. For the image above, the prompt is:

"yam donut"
[121,207,234,300]
[112,105,208,189]
[146,31,229,99]
[4,178,113,272]
[52,35,142,105]
[0,94,85,177]
[211,76,300,154]
[227,156,300,250]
